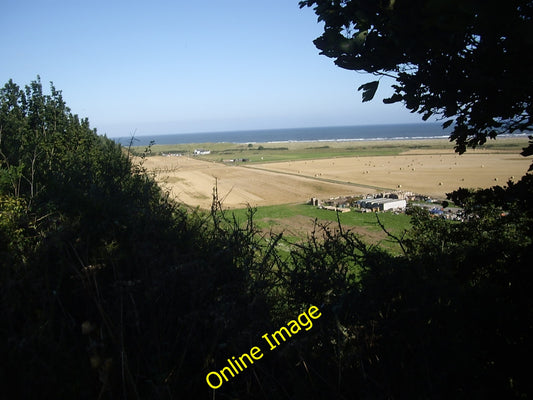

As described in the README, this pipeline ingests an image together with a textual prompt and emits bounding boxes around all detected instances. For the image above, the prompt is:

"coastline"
[118,122,455,147]
[247,134,451,145]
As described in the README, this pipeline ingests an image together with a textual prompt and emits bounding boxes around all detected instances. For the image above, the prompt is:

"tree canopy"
[299,0,533,154]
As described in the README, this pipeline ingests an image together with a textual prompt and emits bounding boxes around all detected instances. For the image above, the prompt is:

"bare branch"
[374,213,408,257]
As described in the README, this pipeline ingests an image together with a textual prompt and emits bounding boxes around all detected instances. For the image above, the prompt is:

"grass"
[140,143,405,163]
[133,136,528,165]
[227,203,412,255]
[230,203,411,231]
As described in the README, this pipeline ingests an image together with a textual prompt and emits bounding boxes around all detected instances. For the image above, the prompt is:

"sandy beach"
[141,138,531,209]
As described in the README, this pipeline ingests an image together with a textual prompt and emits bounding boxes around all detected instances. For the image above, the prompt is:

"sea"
[114,122,453,147]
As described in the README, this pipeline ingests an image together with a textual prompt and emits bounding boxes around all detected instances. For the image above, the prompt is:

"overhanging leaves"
[383,93,402,104]
[358,80,379,102]
[442,119,454,129]
[302,0,533,153]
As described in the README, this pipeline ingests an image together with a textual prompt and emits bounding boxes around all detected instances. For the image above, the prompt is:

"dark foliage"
[0,78,276,399]
[299,0,533,154]
[1,78,532,399]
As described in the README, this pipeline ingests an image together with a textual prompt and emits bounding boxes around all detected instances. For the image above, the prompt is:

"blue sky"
[2,0,421,137]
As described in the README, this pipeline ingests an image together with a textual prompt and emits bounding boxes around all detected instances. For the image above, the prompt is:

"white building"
[193,149,211,155]
[358,198,407,211]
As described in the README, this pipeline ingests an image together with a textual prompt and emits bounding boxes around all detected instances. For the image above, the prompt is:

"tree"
[299,0,533,154]
[0,78,286,399]
[296,5,533,397]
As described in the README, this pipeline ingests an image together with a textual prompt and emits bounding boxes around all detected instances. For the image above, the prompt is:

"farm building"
[357,198,407,212]
[193,149,211,155]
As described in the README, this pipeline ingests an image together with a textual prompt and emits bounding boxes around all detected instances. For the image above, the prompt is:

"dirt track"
[142,146,531,209]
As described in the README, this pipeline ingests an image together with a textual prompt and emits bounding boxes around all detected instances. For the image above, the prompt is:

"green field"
[226,203,412,255]
[132,136,527,164]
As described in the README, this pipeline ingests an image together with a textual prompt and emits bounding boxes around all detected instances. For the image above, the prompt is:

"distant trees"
[299,0,533,154]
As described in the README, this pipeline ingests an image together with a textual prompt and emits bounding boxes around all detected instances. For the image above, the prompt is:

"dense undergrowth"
[1,78,532,399]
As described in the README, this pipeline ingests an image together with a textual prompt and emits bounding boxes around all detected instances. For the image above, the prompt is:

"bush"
[1,77,532,399]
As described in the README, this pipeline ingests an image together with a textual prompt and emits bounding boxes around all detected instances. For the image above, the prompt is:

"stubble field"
[139,137,531,209]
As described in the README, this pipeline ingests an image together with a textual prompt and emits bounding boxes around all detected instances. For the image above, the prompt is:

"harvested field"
[142,156,370,209]
[140,138,531,209]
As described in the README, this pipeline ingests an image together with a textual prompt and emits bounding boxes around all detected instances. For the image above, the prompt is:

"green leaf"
[357,81,379,102]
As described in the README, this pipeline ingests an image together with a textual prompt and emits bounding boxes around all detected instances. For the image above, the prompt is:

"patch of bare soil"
[258,215,387,246]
